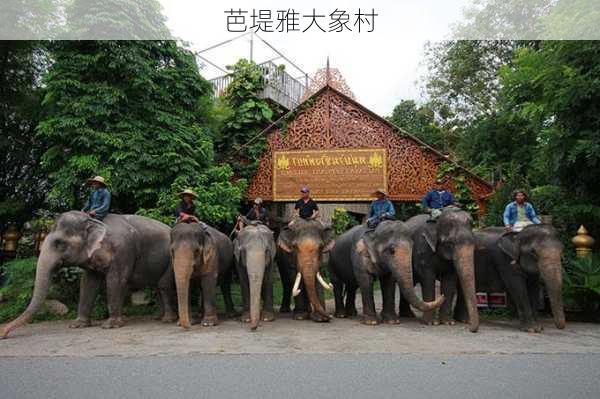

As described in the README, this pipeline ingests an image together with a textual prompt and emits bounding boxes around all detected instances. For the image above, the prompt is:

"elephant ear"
[277,226,294,253]
[85,218,107,258]
[356,233,377,266]
[202,230,218,273]
[498,232,519,261]
[421,223,438,252]
[233,237,241,265]
[322,225,335,252]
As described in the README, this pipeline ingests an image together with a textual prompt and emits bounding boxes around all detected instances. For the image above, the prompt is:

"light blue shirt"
[368,199,395,222]
[83,188,111,219]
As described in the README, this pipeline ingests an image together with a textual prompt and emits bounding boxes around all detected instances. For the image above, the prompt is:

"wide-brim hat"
[373,188,387,196]
[177,189,198,199]
[86,176,107,186]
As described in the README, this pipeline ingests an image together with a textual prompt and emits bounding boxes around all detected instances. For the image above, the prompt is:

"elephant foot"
[345,308,358,318]
[161,313,178,323]
[293,311,310,320]
[201,316,218,327]
[334,311,347,319]
[439,319,457,326]
[279,305,292,314]
[261,311,275,322]
[225,308,240,319]
[310,312,331,323]
[240,311,251,323]
[381,313,400,325]
[520,323,543,333]
[101,317,125,329]
[69,318,92,328]
[362,315,380,326]
[420,319,435,326]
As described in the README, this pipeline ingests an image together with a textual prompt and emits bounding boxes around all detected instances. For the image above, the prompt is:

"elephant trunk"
[539,251,566,329]
[392,246,445,312]
[454,244,479,333]
[173,250,193,330]
[301,266,329,318]
[2,240,60,338]
[246,250,266,331]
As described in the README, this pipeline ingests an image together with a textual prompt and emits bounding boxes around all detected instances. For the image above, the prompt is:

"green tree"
[0,41,49,224]
[500,41,600,200]
[387,99,455,153]
[37,40,217,213]
[215,59,278,179]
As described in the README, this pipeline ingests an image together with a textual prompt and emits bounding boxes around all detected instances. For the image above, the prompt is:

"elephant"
[1,211,177,338]
[233,221,276,330]
[277,218,335,322]
[402,207,480,332]
[454,224,566,333]
[328,221,445,325]
[170,222,236,329]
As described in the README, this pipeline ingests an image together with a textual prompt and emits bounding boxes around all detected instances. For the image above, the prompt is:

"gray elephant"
[328,221,445,325]
[1,211,177,338]
[277,219,335,322]
[455,224,566,332]
[402,207,479,332]
[170,222,236,329]
[233,221,276,330]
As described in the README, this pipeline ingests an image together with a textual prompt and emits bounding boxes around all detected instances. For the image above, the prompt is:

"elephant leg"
[345,284,358,317]
[357,272,378,325]
[420,272,437,325]
[439,272,458,325]
[237,264,251,322]
[380,274,400,324]
[70,270,102,328]
[398,291,416,318]
[102,268,127,329]
[261,265,275,322]
[221,268,238,318]
[293,281,310,320]
[505,274,539,332]
[277,262,292,313]
[453,284,469,323]
[331,272,346,318]
[201,274,219,326]
[158,267,177,323]
[527,279,543,332]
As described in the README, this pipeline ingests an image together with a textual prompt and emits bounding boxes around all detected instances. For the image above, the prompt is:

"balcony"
[210,61,308,111]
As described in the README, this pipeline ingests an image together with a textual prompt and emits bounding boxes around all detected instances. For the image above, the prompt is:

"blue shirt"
[368,199,395,221]
[83,188,111,219]
[503,201,541,226]
[421,190,455,209]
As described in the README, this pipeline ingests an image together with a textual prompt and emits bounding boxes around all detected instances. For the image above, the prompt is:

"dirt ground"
[1,310,599,357]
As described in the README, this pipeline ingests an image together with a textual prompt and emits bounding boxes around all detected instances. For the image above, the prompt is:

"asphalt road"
[2,353,599,399]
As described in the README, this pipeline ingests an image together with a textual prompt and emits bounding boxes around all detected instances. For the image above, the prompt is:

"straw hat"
[177,189,198,199]
[86,176,107,186]
[373,188,388,196]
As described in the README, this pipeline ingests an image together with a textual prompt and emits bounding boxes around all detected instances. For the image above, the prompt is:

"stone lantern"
[2,224,22,259]
[572,225,595,258]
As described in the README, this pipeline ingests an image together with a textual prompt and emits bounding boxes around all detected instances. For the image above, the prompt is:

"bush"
[563,254,600,315]
[331,208,359,237]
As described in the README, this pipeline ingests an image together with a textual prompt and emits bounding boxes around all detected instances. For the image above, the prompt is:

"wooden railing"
[210,61,307,110]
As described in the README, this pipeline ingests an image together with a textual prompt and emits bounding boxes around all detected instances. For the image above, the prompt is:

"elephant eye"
[54,239,66,249]
[386,247,395,255]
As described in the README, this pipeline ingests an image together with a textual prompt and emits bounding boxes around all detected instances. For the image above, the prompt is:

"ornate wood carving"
[247,86,493,209]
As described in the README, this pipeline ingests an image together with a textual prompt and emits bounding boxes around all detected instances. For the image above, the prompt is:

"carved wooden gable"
[247,85,493,206]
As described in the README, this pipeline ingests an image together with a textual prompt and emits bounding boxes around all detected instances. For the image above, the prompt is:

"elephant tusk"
[292,272,302,297]
[317,272,333,291]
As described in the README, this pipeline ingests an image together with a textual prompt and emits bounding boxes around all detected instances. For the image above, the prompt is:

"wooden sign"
[272,148,388,201]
